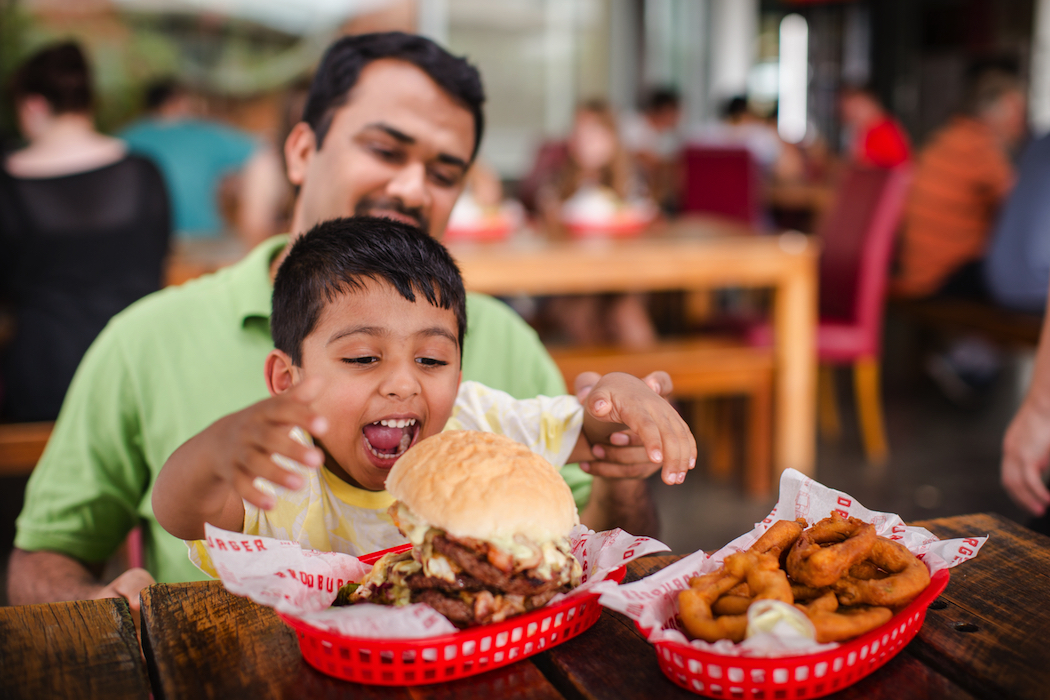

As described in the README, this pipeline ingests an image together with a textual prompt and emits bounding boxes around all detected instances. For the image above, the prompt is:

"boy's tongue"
[363,424,408,452]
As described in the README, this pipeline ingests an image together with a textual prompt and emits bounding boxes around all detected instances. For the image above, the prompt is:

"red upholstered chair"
[751,164,911,464]
[680,145,763,225]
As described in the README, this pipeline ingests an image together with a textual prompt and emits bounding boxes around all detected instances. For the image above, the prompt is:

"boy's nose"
[380,365,421,400]
[385,162,429,212]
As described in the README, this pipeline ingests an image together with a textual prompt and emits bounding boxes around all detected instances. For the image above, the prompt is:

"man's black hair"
[301,32,485,162]
[145,77,183,111]
[272,216,467,366]
[721,95,749,120]
[9,41,93,114]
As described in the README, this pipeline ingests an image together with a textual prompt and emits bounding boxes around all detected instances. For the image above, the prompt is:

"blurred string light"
[777,13,808,144]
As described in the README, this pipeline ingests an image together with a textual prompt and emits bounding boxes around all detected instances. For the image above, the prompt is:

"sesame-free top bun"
[386,430,579,543]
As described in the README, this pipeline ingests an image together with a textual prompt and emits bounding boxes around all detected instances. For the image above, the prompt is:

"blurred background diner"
[3,0,1050,604]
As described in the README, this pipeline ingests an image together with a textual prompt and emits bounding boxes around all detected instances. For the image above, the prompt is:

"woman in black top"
[0,42,170,421]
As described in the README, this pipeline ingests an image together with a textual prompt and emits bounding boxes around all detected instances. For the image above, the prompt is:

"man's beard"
[354,195,430,234]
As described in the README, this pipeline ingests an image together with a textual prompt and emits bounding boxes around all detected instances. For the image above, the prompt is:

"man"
[984,132,1050,313]
[621,87,683,211]
[120,79,285,247]
[894,69,1024,300]
[838,84,910,169]
[9,32,671,613]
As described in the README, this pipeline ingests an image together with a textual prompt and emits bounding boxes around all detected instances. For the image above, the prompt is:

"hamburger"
[350,430,583,627]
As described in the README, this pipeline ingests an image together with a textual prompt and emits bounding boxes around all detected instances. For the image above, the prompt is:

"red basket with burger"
[203,432,657,687]
[599,469,985,700]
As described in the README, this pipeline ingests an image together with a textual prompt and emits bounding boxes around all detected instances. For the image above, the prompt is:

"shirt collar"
[230,234,290,325]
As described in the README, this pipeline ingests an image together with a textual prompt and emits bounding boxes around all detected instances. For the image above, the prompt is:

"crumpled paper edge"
[598,468,988,657]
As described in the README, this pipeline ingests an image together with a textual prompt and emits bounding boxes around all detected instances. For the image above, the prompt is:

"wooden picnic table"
[131,512,1045,699]
[0,597,149,700]
[449,215,819,480]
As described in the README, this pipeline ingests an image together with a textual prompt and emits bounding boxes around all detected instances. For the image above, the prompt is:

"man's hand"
[574,370,693,484]
[96,567,156,635]
[1002,400,1050,516]
[579,372,696,486]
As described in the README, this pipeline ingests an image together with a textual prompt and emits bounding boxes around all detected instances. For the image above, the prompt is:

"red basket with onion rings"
[638,568,948,699]
[278,544,625,686]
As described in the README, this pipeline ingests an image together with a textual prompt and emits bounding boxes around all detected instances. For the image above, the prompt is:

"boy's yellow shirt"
[189,380,583,576]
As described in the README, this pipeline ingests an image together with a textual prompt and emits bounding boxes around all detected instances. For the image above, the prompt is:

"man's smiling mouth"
[362,418,420,461]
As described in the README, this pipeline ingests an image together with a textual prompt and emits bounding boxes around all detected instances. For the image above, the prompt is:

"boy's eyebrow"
[328,325,459,347]
[362,122,469,171]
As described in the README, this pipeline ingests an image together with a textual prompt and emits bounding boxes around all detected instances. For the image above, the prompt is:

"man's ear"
[284,121,316,187]
[265,349,300,396]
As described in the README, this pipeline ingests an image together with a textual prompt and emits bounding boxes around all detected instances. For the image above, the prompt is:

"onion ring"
[679,551,792,643]
[832,537,931,607]
[786,513,877,587]
[749,518,808,558]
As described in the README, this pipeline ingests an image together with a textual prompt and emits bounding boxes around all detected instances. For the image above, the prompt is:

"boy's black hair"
[272,216,467,366]
[10,41,93,114]
[302,32,485,162]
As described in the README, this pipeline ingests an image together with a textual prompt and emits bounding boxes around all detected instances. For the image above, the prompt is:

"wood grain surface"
[136,514,1043,699]
[911,513,1050,700]
[140,580,563,700]
[0,597,149,700]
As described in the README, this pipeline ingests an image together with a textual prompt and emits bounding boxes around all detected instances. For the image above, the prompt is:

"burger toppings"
[348,430,584,627]
[351,502,582,626]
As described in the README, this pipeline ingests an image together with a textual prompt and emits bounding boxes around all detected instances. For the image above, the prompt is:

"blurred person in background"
[0,41,170,422]
[689,96,804,184]
[621,87,683,214]
[894,67,1026,401]
[984,132,1050,313]
[536,99,658,350]
[894,67,1024,301]
[119,78,285,248]
[9,32,671,615]
[838,84,911,169]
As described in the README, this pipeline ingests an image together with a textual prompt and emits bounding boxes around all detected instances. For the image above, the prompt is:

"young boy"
[153,217,696,563]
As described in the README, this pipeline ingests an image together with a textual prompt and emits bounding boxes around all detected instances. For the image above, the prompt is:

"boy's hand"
[582,372,696,485]
[206,376,329,510]
[575,371,680,481]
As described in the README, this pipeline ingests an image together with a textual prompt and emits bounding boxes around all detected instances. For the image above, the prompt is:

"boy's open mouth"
[362,418,420,464]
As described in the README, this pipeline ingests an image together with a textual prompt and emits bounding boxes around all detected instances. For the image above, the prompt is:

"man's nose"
[385,162,429,210]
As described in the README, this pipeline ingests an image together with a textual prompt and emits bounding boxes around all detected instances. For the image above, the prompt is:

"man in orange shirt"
[894,69,1025,300]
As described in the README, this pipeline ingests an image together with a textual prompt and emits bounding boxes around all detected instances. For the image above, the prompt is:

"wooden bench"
[0,421,53,477]
[547,337,775,497]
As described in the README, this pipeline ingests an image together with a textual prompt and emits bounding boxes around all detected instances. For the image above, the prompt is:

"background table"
[138,513,1040,699]
[0,597,149,700]
[449,216,819,478]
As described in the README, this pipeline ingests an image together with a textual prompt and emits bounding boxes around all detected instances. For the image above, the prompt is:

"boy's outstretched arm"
[152,377,328,540]
[569,372,697,487]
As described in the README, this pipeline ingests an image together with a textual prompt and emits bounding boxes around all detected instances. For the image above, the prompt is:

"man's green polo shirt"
[15,235,590,583]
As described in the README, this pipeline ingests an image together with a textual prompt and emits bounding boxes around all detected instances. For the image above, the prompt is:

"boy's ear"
[265,349,300,396]
[283,121,316,187]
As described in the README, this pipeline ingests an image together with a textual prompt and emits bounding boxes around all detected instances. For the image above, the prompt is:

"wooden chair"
[548,337,775,497]
[0,420,143,569]
[751,164,911,464]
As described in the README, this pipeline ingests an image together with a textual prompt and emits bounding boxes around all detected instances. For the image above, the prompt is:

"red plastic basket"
[279,544,625,685]
[639,569,949,699]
